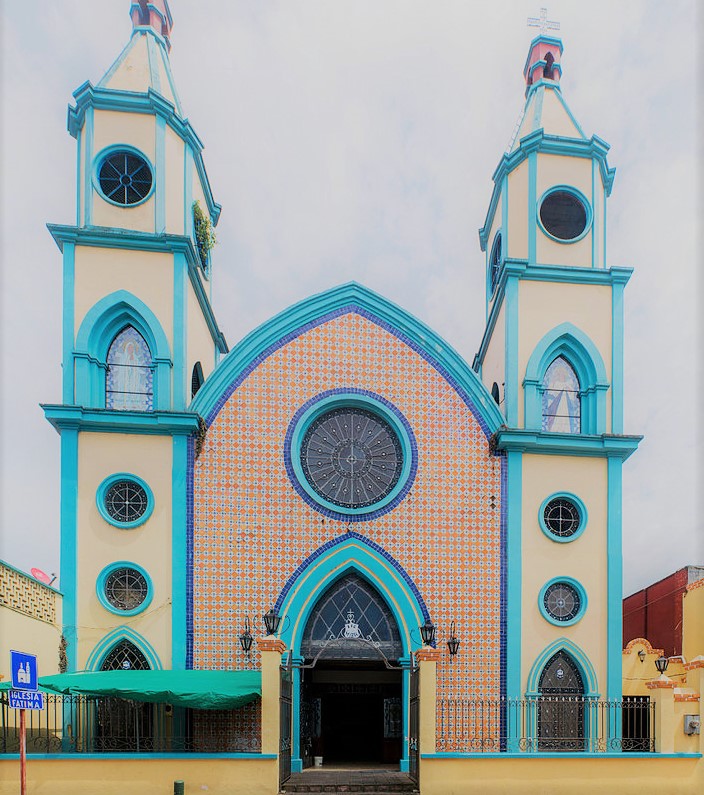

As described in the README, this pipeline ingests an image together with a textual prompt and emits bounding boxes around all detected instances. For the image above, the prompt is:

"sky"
[0,0,700,597]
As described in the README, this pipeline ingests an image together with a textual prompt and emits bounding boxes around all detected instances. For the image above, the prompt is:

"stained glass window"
[106,326,153,411]
[301,573,403,662]
[541,356,580,433]
[104,479,149,524]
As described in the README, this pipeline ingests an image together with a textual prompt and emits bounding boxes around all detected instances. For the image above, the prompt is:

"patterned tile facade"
[0,563,58,624]
[189,309,505,742]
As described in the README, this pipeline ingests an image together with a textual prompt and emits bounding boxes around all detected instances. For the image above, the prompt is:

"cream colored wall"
[75,433,173,670]
[481,302,506,417]
[521,454,608,692]
[683,583,704,663]
[186,282,216,402]
[536,153,595,268]
[73,245,174,342]
[540,90,581,139]
[486,198,502,316]
[103,35,150,94]
[506,161,529,260]
[165,125,185,234]
[517,280,612,429]
[92,110,156,233]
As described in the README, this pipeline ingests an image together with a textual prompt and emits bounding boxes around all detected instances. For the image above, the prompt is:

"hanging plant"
[192,200,216,269]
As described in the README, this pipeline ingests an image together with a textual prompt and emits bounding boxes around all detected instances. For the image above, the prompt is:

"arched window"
[106,326,153,411]
[191,361,204,398]
[543,52,555,79]
[101,640,150,671]
[541,356,580,433]
[537,650,586,751]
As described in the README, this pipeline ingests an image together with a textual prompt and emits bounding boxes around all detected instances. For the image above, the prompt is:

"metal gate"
[408,666,419,785]
[279,664,293,789]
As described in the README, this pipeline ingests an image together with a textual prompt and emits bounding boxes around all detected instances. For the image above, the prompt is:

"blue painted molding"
[526,637,599,697]
[67,83,219,223]
[611,281,625,433]
[505,276,519,425]
[83,107,94,227]
[494,428,641,459]
[537,576,588,627]
[86,626,163,671]
[96,561,154,617]
[606,457,623,702]
[171,435,188,669]
[59,428,78,671]
[173,252,187,410]
[191,282,504,435]
[505,450,522,703]
[523,322,609,434]
[155,116,166,231]
[47,224,228,354]
[538,492,588,543]
[42,404,200,436]
[96,473,155,529]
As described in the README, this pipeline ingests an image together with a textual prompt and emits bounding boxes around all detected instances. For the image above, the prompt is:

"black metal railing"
[0,694,261,755]
[437,696,655,753]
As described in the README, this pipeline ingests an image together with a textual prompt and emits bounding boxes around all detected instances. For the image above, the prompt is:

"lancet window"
[541,356,580,433]
[106,326,154,411]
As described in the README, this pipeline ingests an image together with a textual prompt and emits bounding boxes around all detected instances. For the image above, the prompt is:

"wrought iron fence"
[437,696,655,753]
[0,693,261,754]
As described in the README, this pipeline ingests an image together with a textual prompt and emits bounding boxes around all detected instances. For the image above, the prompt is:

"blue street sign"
[9,690,44,711]
[10,651,38,691]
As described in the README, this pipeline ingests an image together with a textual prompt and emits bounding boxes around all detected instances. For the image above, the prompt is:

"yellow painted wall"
[186,281,217,402]
[419,755,703,795]
[92,110,156,233]
[73,246,174,345]
[103,35,151,94]
[536,154,594,268]
[539,90,581,140]
[517,280,612,428]
[481,301,505,419]
[506,161,529,260]
[75,433,173,670]
[521,454,608,691]
[0,758,278,795]
[683,583,704,663]
[165,125,185,234]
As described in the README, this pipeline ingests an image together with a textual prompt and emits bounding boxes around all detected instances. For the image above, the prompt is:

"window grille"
[98,150,152,205]
[104,568,149,612]
[543,498,580,538]
[104,479,149,524]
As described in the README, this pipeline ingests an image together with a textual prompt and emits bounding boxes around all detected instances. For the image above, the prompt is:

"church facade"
[37,0,651,784]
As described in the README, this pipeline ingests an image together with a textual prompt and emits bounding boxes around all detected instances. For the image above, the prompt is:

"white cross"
[527,8,560,35]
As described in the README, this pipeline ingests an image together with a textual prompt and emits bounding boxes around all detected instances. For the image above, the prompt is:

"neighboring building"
[623,566,704,657]
[8,3,703,794]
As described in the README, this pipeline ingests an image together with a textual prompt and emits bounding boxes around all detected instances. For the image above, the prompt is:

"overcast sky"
[0,1,700,597]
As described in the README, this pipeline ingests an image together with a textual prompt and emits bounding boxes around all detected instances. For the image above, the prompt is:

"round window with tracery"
[104,567,149,612]
[97,150,153,206]
[541,579,586,625]
[543,498,580,538]
[104,480,149,524]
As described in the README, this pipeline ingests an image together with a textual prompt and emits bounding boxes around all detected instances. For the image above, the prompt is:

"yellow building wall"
[165,126,185,235]
[480,302,506,418]
[75,433,173,670]
[102,35,151,94]
[521,454,608,690]
[0,564,63,681]
[186,282,217,398]
[506,161,529,260]
[517,280,612,429]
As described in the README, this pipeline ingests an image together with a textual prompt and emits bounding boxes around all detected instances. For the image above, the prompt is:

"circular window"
[539,493,587,543]
[285,391,416,520]
[97,562,153,616]
[489,232,502,292]
[539,577,587,626]
[97,149,153,206]
[538,187,590,242]
[97,474,154,529]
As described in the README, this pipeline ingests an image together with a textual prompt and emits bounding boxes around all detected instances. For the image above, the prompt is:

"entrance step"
[282,770,418,794]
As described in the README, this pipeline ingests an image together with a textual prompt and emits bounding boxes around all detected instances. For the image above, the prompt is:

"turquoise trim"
[67,83,221,224]
[526,638,598,697]
[73,289,172,411]
[86,626,162,671]
[538,492,587,543]
[538,576,588,627]
[286,392,415,517]
[591,160,598,268]
[173,252,187,410]
[191,283,503,434]
[171,435,188,669]
[96,473,154,529]
[146,32,162,95]
[504,276,519,426]
[494,428,641,460]
[532,85,544,132]
[42,404,199,436]
[47,224,228,354]
[611,281,625,434]
[96,561,154,617]
[62,243,75,404]
[528,152,537,264]
[155,116,166,231]
[75,129,81,225]
[505,450,522,703]
[537,185,593,244]
[606,458,623,702]
[421,753,702,759]
[92,144,156,209]
[59,429,78,671]
[14,753,279,760]
[523,322,609,434]
[184,146,193,237]
[97,32,137,88]
[159,40,184,115]
[83,107,93,226]
[553,89,587,139]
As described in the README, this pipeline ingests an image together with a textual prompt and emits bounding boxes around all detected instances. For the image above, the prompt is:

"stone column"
[416,646,441,755]
[646,675,676,753]
[259,638,286,756]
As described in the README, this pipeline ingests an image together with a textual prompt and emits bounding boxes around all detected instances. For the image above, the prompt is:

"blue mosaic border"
[499,452,508,745]
[282,388,418,522]
[273,530,431,624]
[185,436,195,669]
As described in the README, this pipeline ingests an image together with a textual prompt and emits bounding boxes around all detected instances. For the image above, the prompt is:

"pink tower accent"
[130,1,174,50]
[523,36,563,92]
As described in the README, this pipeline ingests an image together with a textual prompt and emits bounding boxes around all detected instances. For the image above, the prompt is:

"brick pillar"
[646,675,676,753]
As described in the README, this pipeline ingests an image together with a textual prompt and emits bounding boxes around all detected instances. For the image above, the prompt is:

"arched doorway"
[299,573,404,767]
[537,649,586,751]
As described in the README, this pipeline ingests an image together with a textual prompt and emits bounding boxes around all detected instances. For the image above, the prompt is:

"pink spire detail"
[130,1,174,51]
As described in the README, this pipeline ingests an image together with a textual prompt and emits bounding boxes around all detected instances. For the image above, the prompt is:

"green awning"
[36,670,261,710]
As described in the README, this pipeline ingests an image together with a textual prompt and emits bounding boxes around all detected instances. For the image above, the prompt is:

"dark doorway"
[537,650,586,751]
[301,662,402,766]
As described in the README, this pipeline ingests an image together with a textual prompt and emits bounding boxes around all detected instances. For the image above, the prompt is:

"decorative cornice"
[493,428,642,460]
[416,647,442,662]
[645,676,675,689]
[623,638,664,656]
[41,404,201,436]
[258,638,287,654]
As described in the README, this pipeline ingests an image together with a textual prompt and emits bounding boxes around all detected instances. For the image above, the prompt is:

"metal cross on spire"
[527,8,560,35]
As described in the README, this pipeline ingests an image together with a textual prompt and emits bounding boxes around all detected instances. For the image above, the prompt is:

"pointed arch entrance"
[276,534,426,772]
[537,650,586,751]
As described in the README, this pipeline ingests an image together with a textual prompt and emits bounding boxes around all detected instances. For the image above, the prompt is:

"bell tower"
[42,1,227,673]
[472,22,641,718]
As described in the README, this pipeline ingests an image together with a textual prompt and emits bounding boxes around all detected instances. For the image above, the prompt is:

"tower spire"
[130,1,174,51]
